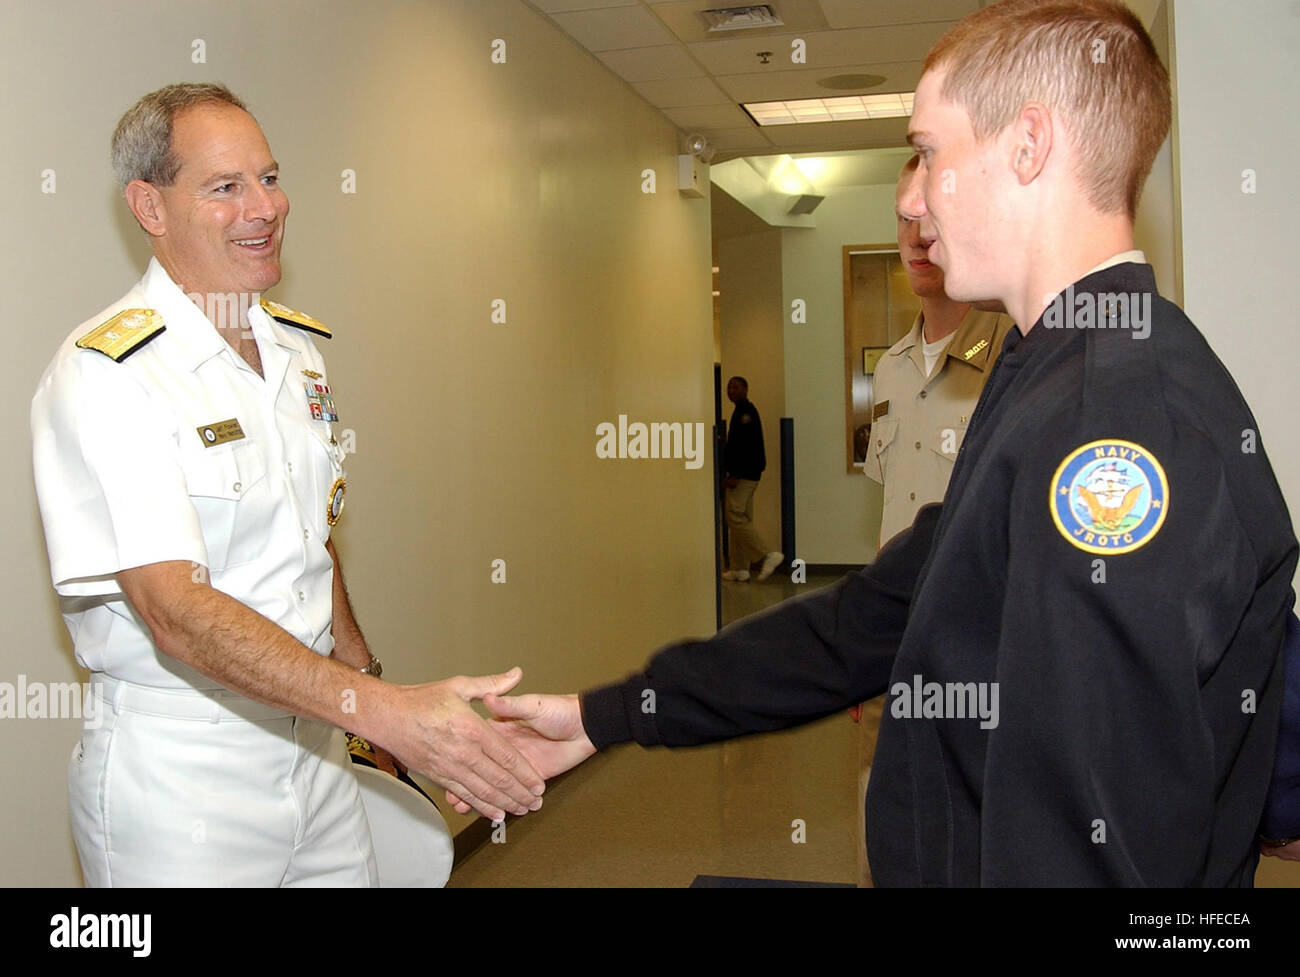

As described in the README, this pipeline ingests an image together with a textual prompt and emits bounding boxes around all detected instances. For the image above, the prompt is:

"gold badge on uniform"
[872,400,890,421]
[197,418,246,447]
[327,477,346,526]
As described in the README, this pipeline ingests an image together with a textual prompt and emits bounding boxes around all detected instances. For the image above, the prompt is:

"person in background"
[721,376,783,582]
[853,156,1016,884]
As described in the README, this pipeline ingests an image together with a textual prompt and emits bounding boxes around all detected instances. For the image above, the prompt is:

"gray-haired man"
[31,83,544,886]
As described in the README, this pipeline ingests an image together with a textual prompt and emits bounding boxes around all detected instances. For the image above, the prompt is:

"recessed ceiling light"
[817,73,887,91]
[742,93,914,126]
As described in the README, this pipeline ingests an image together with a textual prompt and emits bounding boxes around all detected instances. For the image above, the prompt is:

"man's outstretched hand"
[445,692,597,816]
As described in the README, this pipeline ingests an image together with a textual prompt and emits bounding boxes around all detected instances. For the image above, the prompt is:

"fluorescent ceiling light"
[743,92,914,126]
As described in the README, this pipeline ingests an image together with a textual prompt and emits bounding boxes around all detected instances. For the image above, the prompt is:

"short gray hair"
[111,83,247,190]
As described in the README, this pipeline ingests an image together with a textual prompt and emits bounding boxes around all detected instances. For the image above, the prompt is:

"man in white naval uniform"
[31,83,544,886]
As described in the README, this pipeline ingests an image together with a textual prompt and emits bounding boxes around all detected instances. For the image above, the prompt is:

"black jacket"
[724,398,765,481]
[582,263,1297,887]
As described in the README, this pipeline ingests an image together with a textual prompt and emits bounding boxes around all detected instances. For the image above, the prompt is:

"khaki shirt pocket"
[872,417,900,500]
[930,422,967,465]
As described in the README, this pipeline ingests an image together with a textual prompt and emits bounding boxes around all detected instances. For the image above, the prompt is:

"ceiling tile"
[715,60,924,102]
[631,76,732,107]
[664,103,755,128]
[819,0,980,29]
[550,5,678,51]
[759,116,912,151]
[686,23,958,74]
[595,44,705,81]
[702,127,776,152]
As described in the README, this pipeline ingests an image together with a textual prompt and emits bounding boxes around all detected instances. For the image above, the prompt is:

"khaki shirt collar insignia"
[946,308,1007,372]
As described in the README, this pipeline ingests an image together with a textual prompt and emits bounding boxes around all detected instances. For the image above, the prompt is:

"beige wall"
[782,184,899,564]
[1169,0,1299,885]
[718,230,785,557]
[1171,0,1299,548]
[2,0,714,885]
[1131,0,1178,302]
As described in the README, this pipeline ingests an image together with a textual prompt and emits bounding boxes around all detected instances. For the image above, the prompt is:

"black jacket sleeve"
[580,504,942,749]
[1261,612,1300,841]
[724,400,766,480]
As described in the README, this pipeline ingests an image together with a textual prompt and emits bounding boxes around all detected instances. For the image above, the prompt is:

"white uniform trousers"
[70,677,378,887]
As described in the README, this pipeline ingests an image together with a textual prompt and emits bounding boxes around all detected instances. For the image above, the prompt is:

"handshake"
[380,667,595,823]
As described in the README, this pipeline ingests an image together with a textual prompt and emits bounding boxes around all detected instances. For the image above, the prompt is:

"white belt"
[92,675,295,723]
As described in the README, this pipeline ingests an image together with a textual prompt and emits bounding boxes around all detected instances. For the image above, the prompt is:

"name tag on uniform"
[197,419,246,446]
[872,400,890,421]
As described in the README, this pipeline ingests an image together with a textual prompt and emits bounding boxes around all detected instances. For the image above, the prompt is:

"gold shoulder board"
[75,309,165,362]
[261,299,332,339]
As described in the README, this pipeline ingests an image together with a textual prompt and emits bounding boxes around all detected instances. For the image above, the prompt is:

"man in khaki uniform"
[854,156,1015,884]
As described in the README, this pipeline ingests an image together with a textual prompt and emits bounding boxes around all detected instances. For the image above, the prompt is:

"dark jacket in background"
[725,398,765,481]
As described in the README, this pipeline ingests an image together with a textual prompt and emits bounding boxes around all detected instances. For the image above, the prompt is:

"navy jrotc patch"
[1050,439,1169,554]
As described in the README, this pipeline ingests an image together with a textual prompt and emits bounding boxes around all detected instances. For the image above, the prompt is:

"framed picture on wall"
[863,346,888,375]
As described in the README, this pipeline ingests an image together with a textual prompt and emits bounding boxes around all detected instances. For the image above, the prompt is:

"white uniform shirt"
[31,258,346,689]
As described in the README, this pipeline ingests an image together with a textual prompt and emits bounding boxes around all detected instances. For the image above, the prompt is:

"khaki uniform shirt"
[865,307,1016,545]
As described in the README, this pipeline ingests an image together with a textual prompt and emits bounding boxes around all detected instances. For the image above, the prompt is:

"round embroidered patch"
[1050,439,1168,554]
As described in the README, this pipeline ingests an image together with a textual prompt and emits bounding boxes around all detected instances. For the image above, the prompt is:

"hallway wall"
[1,0,714,885]
[718,229,786,560]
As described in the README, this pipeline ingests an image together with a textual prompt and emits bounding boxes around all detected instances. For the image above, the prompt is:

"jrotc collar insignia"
[1050,439,1168,555]
[963,339,989,360]
[327,477,346,526]
[76,308,166,362]
[304,381,339,422]
[260,299,332,338]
